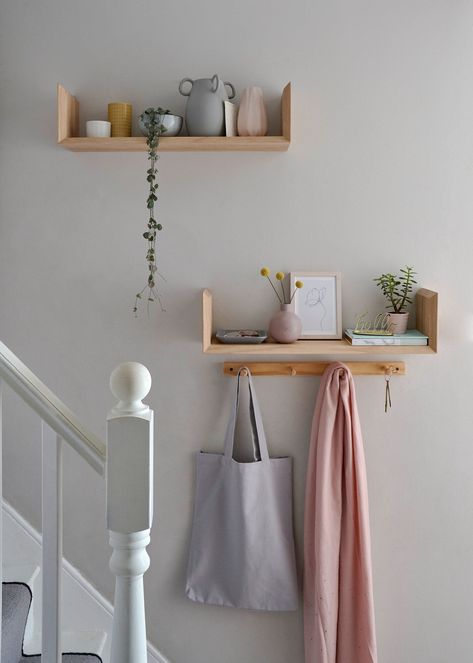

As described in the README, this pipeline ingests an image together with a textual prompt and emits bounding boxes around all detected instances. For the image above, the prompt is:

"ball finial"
[110,362,152,414]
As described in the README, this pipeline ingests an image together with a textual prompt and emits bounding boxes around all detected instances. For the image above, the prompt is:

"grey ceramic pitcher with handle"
[179,74,236,136]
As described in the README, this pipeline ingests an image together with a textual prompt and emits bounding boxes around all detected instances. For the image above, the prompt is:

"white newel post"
[107,362,154,663]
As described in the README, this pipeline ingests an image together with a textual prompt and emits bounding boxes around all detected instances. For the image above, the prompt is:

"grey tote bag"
[186,368,299,611]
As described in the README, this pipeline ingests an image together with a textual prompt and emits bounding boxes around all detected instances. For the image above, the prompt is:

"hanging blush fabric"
[303,362,378,663]
[186,368,299,611]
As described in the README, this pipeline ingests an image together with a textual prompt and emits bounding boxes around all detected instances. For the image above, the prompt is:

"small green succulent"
[374,266,417,313]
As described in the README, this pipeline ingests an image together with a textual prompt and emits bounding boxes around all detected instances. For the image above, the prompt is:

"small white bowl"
[86,120,112,138]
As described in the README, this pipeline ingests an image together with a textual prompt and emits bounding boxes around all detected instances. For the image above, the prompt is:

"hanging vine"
[133,107,169,316]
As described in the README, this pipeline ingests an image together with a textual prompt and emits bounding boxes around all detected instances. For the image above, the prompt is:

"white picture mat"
[290,272,342,339]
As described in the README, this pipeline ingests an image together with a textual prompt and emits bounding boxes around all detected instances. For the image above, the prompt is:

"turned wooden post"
[107,362,153,663]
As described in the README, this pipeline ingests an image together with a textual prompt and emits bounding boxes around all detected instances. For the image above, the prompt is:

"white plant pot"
[388,312,409,334]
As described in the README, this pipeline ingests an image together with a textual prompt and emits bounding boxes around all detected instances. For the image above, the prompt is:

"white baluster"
[42,421,63,663]
[107,362,153,663]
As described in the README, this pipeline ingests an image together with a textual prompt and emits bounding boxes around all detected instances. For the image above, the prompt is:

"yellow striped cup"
[108,102,132,137]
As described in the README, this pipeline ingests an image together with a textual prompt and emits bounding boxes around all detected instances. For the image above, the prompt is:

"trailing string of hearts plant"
[133,108,170,316]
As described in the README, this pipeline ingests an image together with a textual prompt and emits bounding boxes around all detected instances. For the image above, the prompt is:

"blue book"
[344,329,428,346]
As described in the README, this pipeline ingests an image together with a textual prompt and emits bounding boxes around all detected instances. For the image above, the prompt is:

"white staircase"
[0,341,164,663]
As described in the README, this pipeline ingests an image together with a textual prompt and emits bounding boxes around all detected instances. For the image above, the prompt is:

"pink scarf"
[304,363,377,663]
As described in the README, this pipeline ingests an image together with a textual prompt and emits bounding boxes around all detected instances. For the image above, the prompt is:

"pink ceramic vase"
[269,305,302,343]
[237,86,268,137]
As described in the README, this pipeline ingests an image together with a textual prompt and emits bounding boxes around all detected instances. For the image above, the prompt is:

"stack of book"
[344,329,428,346]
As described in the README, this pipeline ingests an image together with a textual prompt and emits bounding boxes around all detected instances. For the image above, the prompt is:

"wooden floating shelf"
[57,83,291,152]
[58,135,291,153]
[202,288,438,357]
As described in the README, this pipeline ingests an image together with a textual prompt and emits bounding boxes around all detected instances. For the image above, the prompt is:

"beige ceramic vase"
[237,86,268,136]
[388,312,409,334]
[269,305,302,343]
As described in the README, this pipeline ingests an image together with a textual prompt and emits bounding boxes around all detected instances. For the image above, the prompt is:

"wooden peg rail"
[223,361,406,377]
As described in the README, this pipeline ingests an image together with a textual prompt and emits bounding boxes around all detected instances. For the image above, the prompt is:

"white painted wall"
[0,1,472,662]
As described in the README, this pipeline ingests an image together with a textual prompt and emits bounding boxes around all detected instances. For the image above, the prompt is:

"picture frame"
[290,272,342,339]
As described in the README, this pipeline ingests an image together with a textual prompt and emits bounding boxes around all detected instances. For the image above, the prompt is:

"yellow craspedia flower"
[260,267,270,277]
[295,280,303,288]
[276,271,285,281]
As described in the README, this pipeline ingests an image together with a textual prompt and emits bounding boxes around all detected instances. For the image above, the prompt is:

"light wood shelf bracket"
[416,288,438,352]
[57,84,79,143]
[57,83,291,152]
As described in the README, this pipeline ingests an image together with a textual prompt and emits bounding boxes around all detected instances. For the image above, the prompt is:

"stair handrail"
[0,340,105,474]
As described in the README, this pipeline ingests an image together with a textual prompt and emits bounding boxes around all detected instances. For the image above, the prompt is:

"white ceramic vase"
[237,86,268,137]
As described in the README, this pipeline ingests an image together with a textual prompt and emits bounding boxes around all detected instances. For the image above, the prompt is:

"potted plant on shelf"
[260,267,303,343]
[133,107,181,316]
[374,266,417,334]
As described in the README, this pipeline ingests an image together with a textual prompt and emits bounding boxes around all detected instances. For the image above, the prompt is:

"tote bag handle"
[223,367,270,462]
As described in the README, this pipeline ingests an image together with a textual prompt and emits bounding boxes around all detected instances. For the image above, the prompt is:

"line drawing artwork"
[291,272,340,338]
[305,287,327,331]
